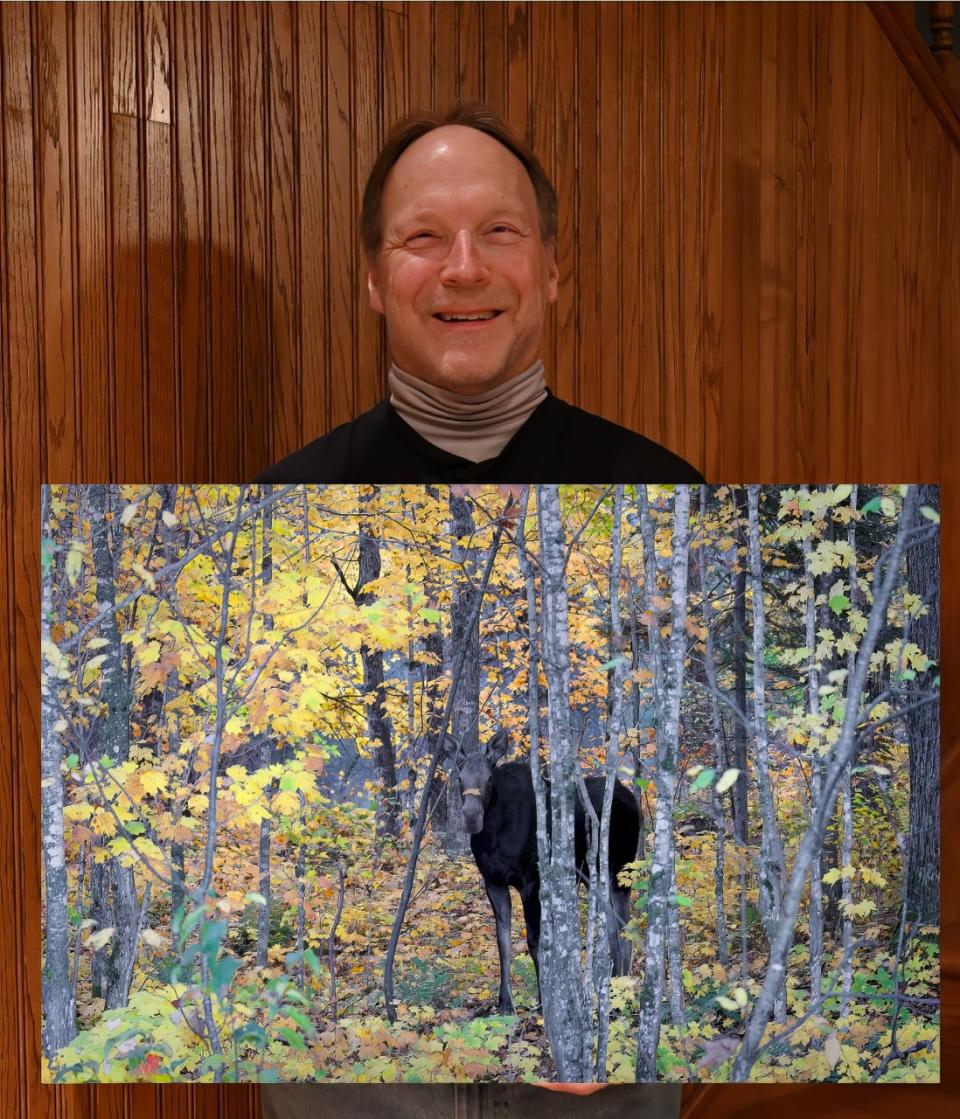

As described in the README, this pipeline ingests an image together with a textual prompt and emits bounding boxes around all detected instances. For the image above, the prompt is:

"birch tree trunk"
[40,486,76,1055]
[698,485,729,967]
[840,485,860,1012]
[636,485,690,1082]
[593,485,626,1078]
[800,486,824,1011]
[536,485,591,1081]
[746,486,787,1023]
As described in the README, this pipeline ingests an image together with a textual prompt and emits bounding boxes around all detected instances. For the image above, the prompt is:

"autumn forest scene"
[40,483,940,1085]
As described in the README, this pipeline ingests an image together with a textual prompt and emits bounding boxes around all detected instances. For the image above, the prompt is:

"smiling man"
[258,104,702,484]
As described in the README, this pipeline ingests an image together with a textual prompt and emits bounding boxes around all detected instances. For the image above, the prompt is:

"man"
[260,104,693,1118]
[258,104,702,485]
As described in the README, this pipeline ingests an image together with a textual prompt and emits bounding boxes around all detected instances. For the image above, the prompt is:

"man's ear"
[367,263,384,316]
[546,246,559,304]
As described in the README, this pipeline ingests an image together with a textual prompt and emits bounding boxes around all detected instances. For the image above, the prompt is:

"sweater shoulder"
[254,401,389,483]
[542,396,705,482]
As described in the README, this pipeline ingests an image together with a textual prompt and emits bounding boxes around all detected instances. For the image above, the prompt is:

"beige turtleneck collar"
[388,360,547,463]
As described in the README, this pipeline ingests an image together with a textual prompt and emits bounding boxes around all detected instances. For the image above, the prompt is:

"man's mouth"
[432,310,503,323]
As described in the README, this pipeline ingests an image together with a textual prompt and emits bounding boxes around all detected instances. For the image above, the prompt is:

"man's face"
[367,125,559,395]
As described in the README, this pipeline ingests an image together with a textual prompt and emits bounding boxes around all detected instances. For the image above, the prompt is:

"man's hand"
[537,1083,609,1095]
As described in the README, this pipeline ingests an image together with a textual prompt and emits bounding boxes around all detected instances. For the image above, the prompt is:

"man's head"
[361,105,559,395]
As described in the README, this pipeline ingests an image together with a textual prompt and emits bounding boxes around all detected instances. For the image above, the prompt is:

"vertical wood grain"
[74,2,112,478]
[108,2,146,480]
[2,11,40,1119]
[36,3,77,479]
[143,0,175,478]
[267,1,299,454]
[297,1,329,443]
[208,1,241,478]
[236,1,270,477]
[354,0,382,412]
[173,1,209,478]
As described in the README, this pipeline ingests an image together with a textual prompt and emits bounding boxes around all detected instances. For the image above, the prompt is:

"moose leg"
[607,884,632,976]
[519,881,542,1005]
[485,883,515,1014]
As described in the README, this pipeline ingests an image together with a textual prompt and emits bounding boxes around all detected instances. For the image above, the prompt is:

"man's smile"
[431,309,505,327]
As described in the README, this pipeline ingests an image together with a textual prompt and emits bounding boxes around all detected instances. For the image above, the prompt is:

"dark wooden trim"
[867,1,960,149]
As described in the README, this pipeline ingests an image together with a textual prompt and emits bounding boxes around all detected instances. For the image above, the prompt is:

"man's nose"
[440,230,487,284]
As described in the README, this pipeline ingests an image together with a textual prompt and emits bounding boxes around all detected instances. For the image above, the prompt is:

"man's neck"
[387,361,547,462]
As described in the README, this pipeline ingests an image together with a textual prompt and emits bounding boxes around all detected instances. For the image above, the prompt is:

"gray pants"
[262,1084,682,1118]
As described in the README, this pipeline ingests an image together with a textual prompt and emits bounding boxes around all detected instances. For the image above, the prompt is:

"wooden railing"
[929,1,956,59]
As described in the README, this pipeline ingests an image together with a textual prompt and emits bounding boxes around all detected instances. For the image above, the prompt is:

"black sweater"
[256,390,703,484]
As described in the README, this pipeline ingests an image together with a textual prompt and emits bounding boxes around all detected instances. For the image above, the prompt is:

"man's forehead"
[384,126,536,209]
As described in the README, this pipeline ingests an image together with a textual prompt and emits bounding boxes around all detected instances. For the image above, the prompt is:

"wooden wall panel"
[2,4,959,1118]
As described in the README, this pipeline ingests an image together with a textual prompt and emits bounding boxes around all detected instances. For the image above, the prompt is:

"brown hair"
[359,102,558,257]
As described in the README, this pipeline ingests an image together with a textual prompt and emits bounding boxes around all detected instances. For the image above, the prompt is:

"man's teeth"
[437,311,497,321]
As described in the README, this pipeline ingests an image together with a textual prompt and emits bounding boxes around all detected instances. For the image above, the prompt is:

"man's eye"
[489,225,515,235]
[408,231,437,243]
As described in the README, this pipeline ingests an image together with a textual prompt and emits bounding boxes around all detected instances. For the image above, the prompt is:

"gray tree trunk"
[536,486,591,1081]
[636,486,690,1082]
[40,486,77,1055]
[730,489,750,843]
[800,486,824,1011]
[746,486,787,1023]
[87,485,138,1010]
[445,493,480,854]
[840,485,860,1013]
[905,483,940,928]
[698,485,730,968]
[355,490,401,840]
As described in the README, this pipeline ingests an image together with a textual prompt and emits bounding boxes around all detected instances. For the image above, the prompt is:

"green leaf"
[279,1026,306,1050]
[920,505,940,524]
[861,496,882,514]
[210,956,242,994]
[829,595,851,616]
[199,919,228,956]
[672,894,694,907]
[690,768,716,792]
[124,821,146,836]
[284,1008,314,1035]
[302,948,322,977]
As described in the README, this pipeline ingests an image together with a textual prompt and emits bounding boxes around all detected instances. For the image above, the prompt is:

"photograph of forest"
[40,483,939,1085]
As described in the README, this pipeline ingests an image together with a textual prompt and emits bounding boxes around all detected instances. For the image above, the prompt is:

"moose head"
[456,729,512,835]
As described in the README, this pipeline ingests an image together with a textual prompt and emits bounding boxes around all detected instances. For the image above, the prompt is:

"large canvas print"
[40,484,940,1085]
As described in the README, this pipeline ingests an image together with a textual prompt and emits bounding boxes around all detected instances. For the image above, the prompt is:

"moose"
[455,729,641,1014]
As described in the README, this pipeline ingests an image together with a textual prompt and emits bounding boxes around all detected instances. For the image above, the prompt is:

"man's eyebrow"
[393,205,532,228]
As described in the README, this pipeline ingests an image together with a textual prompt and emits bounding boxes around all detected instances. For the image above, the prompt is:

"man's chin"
[428,359,520,396]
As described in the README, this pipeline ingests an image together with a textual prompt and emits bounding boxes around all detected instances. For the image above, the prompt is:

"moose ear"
[485,730,512,763]
[439,733,461,761]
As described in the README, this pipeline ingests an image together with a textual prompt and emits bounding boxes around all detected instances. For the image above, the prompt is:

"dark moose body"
[458,731,641,1014]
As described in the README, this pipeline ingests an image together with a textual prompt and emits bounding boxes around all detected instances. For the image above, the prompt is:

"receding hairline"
[359,103,558,258]
[379,127,543,236]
